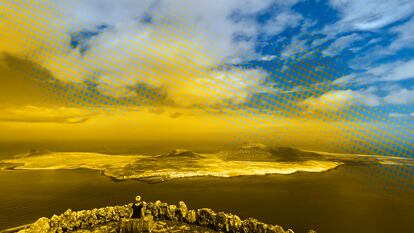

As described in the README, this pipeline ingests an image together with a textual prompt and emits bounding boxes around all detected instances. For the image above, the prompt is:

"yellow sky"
[0,1,384,153]
[0,46,370,151]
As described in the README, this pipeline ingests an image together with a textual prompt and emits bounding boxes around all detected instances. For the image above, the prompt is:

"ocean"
[1,164,413,233]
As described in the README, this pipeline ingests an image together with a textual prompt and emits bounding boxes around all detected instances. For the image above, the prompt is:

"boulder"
[196,208,216,227]
[228,214,242,232]
[166,205,177,220]
[177,201,188,219]
[268,225,287,233]
[158,202,169,218]
[185,209,197,224]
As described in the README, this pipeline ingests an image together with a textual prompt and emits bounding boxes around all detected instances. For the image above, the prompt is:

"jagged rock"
[146,202,155,218]
[151,200,162,218]
[268,224,286,233]
[142,202,154,217]
[14,195,305,233]
[49,214,59,227]
[186,209,197,224]
[196,208,216,227]
[215,212,229,231]
[159,202,169,218]
[177,201,188,220]
[228,214,242,232]
[166,204,177,220]
[241,218,259,232]
[18,217,50,233]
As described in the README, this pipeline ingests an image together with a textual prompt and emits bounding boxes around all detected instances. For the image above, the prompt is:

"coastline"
[0,150,343,183]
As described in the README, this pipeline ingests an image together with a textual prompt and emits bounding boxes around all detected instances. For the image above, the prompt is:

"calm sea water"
[0,164,413,233]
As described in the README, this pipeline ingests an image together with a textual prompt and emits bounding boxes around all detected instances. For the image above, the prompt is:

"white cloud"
[281,36,309,59]
[258,55,278,61]
[325,0,414,33]
[169,68,269,106]
[301,90,355,112]
[301,88,383,113]
[389,16,414,51]
[323,83,414,107]
[351,86,383,107]
[332,74,358,86]
[384,87,414,105]
[322,33,363,56]
[389,112,414,118]
[344,58,414,86]
[262,11,303,35]
[381,60,414,81]
[368,59,414,82]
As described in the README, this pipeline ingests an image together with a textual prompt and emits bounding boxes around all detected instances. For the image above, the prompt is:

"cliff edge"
[2,195,317,233]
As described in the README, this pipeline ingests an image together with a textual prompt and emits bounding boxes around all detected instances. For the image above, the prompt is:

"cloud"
[388,16,414,51]
[384,87,414,105]
[281,36,309,59]
[366,59,414,82]
[379,59,414,82]
[262,11,303,35]
[301,88,383,114]
[0,0,278,107]
[322,33,363,56]
[341,58,414,87]
[332,74,358,86]
[352,87,383,107]
[389,112,414,118]
[0,106,94,123]
[316,83,414,107]
[169,68,270,106]
[258,55,278,61]
[326,0,414,33]
[301,90,355,113]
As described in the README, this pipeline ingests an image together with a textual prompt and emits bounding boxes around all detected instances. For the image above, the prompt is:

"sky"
[0,0,413,154]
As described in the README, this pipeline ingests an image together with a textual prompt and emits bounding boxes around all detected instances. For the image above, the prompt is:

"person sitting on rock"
[131,195,145,219]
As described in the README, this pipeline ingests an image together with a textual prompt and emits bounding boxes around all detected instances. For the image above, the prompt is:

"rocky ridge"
[7,196,317,233]
[221,143,324,162]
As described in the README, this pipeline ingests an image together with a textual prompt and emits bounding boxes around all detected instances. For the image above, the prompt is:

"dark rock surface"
[160,150,203,159]
[221,143,324,162]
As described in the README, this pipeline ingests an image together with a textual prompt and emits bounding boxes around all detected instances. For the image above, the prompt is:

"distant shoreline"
[2,143,412,184]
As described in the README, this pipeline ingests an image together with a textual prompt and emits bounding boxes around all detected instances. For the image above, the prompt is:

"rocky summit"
[7,195,317,233]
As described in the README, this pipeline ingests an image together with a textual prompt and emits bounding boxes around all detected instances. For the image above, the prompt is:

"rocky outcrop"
[18,217,50,233]
[222,142,324,162]
[159,149,203,159]
[14,195,316,233]
[17,204,132,233]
